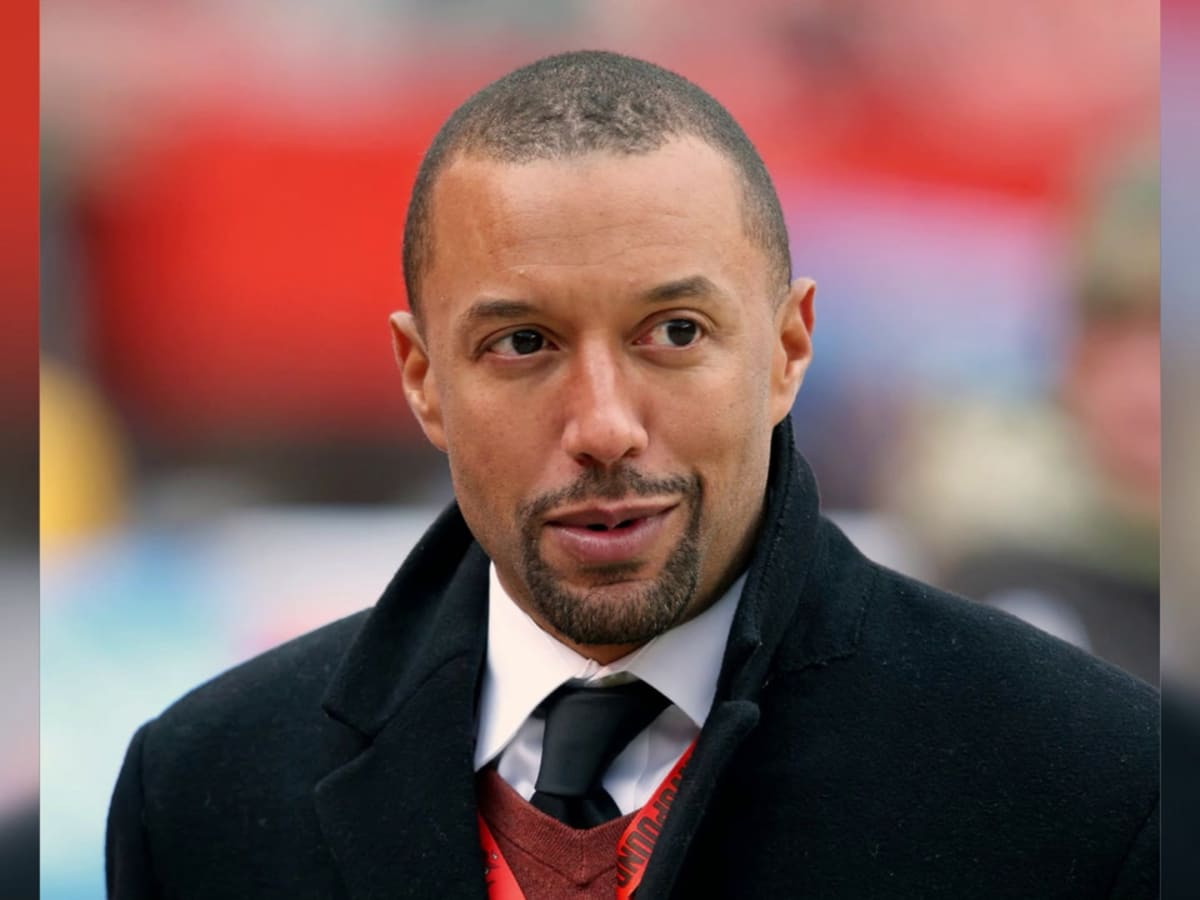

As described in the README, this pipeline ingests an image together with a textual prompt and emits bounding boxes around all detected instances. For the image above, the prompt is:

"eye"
[638,318,703,348]
[487,328,550,357]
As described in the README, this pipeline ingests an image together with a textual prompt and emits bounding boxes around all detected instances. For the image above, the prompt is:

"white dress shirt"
[474,563,743,815]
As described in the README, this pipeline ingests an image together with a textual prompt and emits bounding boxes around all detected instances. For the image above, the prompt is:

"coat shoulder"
[864,557,1158,721]
[110,614,375,897]
[728,519,1160,896]
[146,609,370,754]
[773,518,1159,791]
[793,517,1158,718]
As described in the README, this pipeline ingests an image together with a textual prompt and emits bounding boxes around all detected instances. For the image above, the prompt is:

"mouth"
[547,501,676,530]
[542,501,679,566]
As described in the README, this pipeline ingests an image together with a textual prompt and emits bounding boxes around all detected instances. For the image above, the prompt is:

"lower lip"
[544,508,676,566]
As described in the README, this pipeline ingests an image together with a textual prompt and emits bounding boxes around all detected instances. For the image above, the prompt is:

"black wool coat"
[107,423,1159,899]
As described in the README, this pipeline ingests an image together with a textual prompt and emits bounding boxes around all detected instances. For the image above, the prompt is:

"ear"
[389,311,447,452]
[768,277,815,426]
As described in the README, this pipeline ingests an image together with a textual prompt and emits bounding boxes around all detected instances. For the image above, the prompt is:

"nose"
[560,345,649,467]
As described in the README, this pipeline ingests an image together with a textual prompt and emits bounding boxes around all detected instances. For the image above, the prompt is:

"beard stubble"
[516,466,704,648]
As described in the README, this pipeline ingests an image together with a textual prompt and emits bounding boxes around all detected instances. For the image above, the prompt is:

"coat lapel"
[314,508,490,900]
[636,699,762,897]
[637,419,862,896]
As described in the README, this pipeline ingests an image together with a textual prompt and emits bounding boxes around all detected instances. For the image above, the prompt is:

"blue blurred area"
[41,511,433,899]
[783,176,1070,507]
[42,533,229,899]
[785,177,1067,393]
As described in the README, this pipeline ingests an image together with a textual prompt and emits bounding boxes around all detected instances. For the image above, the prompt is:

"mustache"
[520,467,700,522]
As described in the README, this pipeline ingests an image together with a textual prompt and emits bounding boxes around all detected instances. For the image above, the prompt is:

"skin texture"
[391,137,814,663]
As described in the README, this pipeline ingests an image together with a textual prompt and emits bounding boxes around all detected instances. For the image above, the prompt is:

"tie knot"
[531,679,670,825]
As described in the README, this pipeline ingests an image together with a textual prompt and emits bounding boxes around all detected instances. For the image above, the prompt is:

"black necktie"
[530,679,671,829]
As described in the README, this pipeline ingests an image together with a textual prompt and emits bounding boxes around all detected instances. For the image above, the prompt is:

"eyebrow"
[460,275,724,327]
[461,298,537,326]
[640,275,722,303]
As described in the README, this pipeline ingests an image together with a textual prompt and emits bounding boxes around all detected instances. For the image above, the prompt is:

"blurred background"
[35,2,1162,897]
[1161,0,1200,895]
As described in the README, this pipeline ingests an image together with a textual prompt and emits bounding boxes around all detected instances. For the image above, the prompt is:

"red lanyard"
[479,741,695,900]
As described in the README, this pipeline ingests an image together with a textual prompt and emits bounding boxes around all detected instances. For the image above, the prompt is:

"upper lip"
[546,501,677,529]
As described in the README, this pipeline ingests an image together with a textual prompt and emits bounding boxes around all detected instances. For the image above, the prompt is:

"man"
[107,51,1158,898]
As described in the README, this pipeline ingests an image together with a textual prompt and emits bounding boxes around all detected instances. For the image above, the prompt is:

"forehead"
[420,139,764,320]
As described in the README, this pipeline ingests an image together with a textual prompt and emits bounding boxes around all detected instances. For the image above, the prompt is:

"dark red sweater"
[477,768,635,899]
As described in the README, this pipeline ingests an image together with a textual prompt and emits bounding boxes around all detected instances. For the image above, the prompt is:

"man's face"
[393,138,813,662]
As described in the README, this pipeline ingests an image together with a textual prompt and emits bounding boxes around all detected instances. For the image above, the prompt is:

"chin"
[525,564,698,649]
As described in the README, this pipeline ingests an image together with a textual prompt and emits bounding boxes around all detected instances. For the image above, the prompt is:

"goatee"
[517,467,704,647]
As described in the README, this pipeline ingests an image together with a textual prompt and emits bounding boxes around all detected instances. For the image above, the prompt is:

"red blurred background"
[40,0,1155,457]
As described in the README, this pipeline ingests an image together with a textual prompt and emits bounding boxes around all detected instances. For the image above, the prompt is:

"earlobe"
[389,311,447,452]
[769,277,816,425]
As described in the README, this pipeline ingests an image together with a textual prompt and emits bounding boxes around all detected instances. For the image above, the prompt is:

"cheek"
[443,430,529,571]
[440,389,515,516]
[439,381,556,540]
[660,368,772,515]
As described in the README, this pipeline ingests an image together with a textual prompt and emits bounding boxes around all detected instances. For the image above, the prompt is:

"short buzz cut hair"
[401,50,792,320]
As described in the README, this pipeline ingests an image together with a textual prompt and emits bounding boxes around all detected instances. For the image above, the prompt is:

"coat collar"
[636,418,869,898]
[320,505,487,738]
[314,416,864,898]
[716,414,863,698]
[320,416,843,732]
[316,512,490,899]
[716,414,823,698]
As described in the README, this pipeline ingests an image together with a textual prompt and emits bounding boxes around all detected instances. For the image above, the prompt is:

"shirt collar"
[473,562,744,770]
